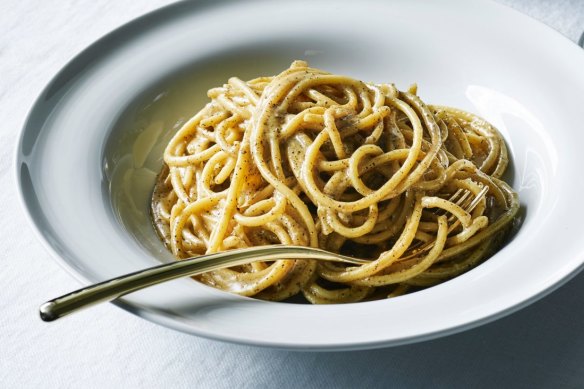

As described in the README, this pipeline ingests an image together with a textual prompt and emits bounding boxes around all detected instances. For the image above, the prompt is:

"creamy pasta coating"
[151,61,519,303]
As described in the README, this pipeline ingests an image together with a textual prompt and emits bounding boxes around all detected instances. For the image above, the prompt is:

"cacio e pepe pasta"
[151,61,519,303]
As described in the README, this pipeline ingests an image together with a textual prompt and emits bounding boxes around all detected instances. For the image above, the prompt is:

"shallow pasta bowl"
[15,0,584,350]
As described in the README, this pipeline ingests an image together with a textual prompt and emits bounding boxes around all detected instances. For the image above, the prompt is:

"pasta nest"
[152,61,519,303]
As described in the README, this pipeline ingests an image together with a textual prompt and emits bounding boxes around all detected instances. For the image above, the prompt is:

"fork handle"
[39,245,363,322]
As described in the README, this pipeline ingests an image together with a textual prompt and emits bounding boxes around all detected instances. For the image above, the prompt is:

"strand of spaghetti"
[351,215,448,286]
[200,151,232,195]
[228,77,260,105]
[206,126,252,253]
[437,182,518,262]
[169,195,223,256]
[251,91,323,247]
[233,194,287,227]
[303,282,371,304]
[259,259,316,301]
[325,204,379,238]
[214,114,242,155]
[319,198,424,283]
[411,239,492,283]
[170,168,191,204]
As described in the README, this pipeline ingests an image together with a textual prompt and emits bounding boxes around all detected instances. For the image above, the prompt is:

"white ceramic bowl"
[16,0,584,350]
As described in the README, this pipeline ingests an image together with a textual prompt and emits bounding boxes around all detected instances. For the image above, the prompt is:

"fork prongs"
[464,185,489,214]
[401,185,489,259]
[451,188,472,207]
[434,188,471,218]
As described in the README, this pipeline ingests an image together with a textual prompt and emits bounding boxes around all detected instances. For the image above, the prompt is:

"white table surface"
[2,1,583,387]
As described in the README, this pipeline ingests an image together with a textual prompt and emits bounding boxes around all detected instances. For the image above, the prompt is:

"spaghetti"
[151,61,519,303]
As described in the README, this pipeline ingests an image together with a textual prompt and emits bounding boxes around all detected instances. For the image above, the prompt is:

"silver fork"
[40,188,487,322]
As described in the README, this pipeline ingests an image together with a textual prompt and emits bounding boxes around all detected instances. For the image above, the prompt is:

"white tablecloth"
[2,1,583,387]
